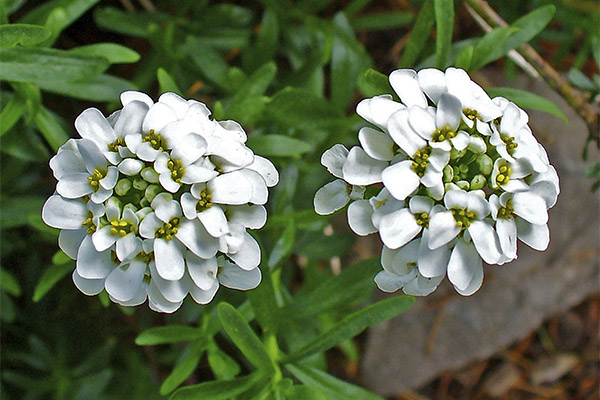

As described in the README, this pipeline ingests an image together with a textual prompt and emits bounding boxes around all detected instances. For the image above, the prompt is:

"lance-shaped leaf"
[400,0,434,67]
[169,373,262,400]
[160,340,207,395]
[0,24,51,48]
[135,326,204,346]
[32,263,73,302]
[434,0,454,69]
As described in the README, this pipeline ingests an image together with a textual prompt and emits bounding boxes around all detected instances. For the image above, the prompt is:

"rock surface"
[360,75,599,396]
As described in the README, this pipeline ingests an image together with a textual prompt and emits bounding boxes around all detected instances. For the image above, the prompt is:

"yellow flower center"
[142,129,168,151]
[155,217,181,241]
[495,164,511,186]
[87,168,108,191]
[109,219,136,237]
[451,208,477,229]
[411,147,432,178]
[195,188,213,212]
[431,125,457,143]
[414,212,430,228]
[81,211,97,234]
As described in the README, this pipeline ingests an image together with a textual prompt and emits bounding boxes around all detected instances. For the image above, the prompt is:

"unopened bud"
[144,184,162,202]
[443,165,454,183]
[141,167,159,183]
[476,154,493,175]
[133,177,148,190]
[470,174,486,190]
[456,180,470,190]
[115,179,132,196]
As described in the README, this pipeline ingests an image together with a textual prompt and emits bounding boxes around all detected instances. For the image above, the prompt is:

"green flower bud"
[141,167,159,183]
[476,154,493,175]
[443,165,454,183]
[470,174,486,190]
[459,163,469,174]
[456,180,470,190]
[115,178,132,196]
[133,177,149,190]
[450,147,467,160]
[144,184,162,202]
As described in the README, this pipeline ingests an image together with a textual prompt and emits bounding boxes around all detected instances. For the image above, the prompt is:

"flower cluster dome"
[43,91,278,313]
[314,68,559,296]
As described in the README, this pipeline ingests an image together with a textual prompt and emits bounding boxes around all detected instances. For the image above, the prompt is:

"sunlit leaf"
[0,24,51,48]
[69,43,140,64]
[247,134,312,158]
[169,373,261,400]
[135,326,204,346]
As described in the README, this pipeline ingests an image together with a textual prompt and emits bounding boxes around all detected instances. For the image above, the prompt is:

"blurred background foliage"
[0,0,598,399]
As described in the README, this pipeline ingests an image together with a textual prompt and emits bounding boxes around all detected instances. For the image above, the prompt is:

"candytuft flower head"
[43,91,279,313]
[314,67,559,297]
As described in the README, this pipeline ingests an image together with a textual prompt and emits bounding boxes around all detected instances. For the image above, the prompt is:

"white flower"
[314,67,558,297]
[43,91,279,313]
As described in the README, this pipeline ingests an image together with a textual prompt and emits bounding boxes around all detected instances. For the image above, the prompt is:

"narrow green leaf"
[268,222,296,268]
[486,87,568,124]
[169,374,261,400]
[183,36,230,91]
[454,44,474,70]
[0,196,45,228]
[226,62,277,122]
[400,0,434,67]
[295,232,356,261]
[40,7,67,47]
[286,364,384,400]
[135,326,203,346]
[0,47,108,83]
[243,8,279,71]
[33,106,70,151]
[160,341,206,395]
[157,68,183,96]
[36,74,136,102]
[285,384,331,400]
[469,27,518,70]
[265,88,345,130]
[281,257,381,320]
[93,7,155,37]
[217,302,275,372]
[349,12,413,31]
[591,36,600,69]
[0,24,51,48]
[359,68,394,97]
[19,0,100,31]
[0,94,26,136]
[207,342,241,380]
[496,5,556,59]
[284,296,414,362]
[246,266,280,333]
[0,268,22,296]
[567,68,597,91]
[69,43,140,64]
[434,0,454,69]
[247,134,312,158]
[32,263,73,302]
[51,250,72,266]
[343,0,373,16]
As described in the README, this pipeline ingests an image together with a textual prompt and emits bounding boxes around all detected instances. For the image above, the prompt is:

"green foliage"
[486,87,569,123]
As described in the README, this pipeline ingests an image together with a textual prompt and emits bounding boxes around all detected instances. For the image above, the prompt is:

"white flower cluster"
[314,68,559,296]
[42,92,278,313]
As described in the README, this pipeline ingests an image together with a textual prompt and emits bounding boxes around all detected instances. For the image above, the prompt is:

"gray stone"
[360,75,600,396]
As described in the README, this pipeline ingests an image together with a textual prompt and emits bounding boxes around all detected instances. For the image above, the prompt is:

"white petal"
[99,166,119,190]
[381,160,420,201]
[208,171,253,205]
[59,229,86,259]
[247,155,279,187]
[181,163,219,184]
[72,270,104,296]
[227,232,260,270]
[186,252,218,290]
[389,69,427,108]
[342,147,387,186]
[450,131,470,151]
[219,260,262,290]
[496,218,517,260]
[374,270,409,293]
[420,166,443,188]
[121,91,153,107]
[159,172,181,193]
[147,280,183,313]
[388,109,427,157]
[154,238,185,280]
[180,192,198,220]
[347,200,376,236]
[57,173,94,198]
[468,220,502,264]
[313,180,351,215]
[116,234,141,261]
[77,235,115,279]
[92,226,117,252]
[447,239,481,291]
[436,93,462,130]
[118,158,144,176]
[105,260,146,302]
[454,258,483,296]
[358,127,394,161]
[408,106,436,140]
[417,68,447,103]
[418,230,450,277]
[155,200,181,223]
[77,139,107,173]
[239,169,268,205]
[427,211,460,249]
[142,102,177,133]
[113,281,147,306]
[403,273,444,296]
[149,262,188,302]
[198,206,229,237]
[356,95,403,128]
[207,137,254,167]
[136,142,161,162]
[516,218,549,251]
[113,100,149,137]
[467,191,490,218]
[189,281,219,304]
[139,212,162,239]
[409,196,434,214]
[75,108,116,150]
[176,219,219,258]
[158,92,189,119]
[228,205,267,229]
[50,148,85,179]
[42,195,88,229]
[171,134,208,166]
[512,191,548,225]
[379,208,421,249]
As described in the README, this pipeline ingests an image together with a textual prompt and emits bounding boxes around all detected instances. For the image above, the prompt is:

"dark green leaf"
[434,0,454,69]
[286,364,384,400]
[243,8,279,71]
[20,0,100,30]
[268,222,296,268]
[69,43,140,64]
[0,268,21,296]
[295,233,356,260]
[454,44,474,70]
[0,47,108,83]
[246,266,280,333]
[343,0,373,16]
[359,68,394,97]
[135,326,204,346]
[0,24,51,48]
[169,374,261,400]
[32,263,73,302]
[157,68,183,96]
[93,7,155,37]
[0,196,45,228]
[226,62,277,122]
[160,341,206,395]
[247,134,312,158]
[285,384,331,400]
[207,342,241,380]
[486,87,568,124]
[183,37,230,91]
[0,94,26,136]
[51,250,72,265]
[400,0,434,67]
[217,302,276,372]
[284,296,414,362]
[469,27,518,70]
[349,12,413,31]
[36,74,136,102]
[34,106,70,151]
[567,68,597,91]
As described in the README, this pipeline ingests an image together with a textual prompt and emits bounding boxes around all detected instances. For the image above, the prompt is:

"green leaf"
[268,222,296,268]
[32,263,73,302]
[226,61,277,122]
[434,0,454,69]
[33,106,70,151]
[454,44,474,70]
[135,326,204,346]
[567,68,597,91]
[358,68,394,97]
[349,12,413,31]
[207,342,241,380]
[283,296,414,362]
[281,257,381,320]
[243,8,279,72]
[69,43,140,64]
[20,0,100,31]
[286,364,384,400]
[295,233,356,261]
[330,12,371,110]
[157,68,183,96]
[51,250,72,265]
[486,87,568,124]
[0,47,108,83]
[0,268,22,296]
[169,374,261,400]
[183,37,231,91]
[247,134,312,158]
[400,0,434,67]
[0,196,45,228]
[36,74,136,102]
[285,384,331,400]
[160,341,206,395]
[343,0,373,16]
[217,302,276,372]
[0,94,26,136]
[496,5,556,59]
[0,24,51,48]
[265,88,345,130]
[469,27,518,70]
[93,7,155,37]
[246,266,280,333]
